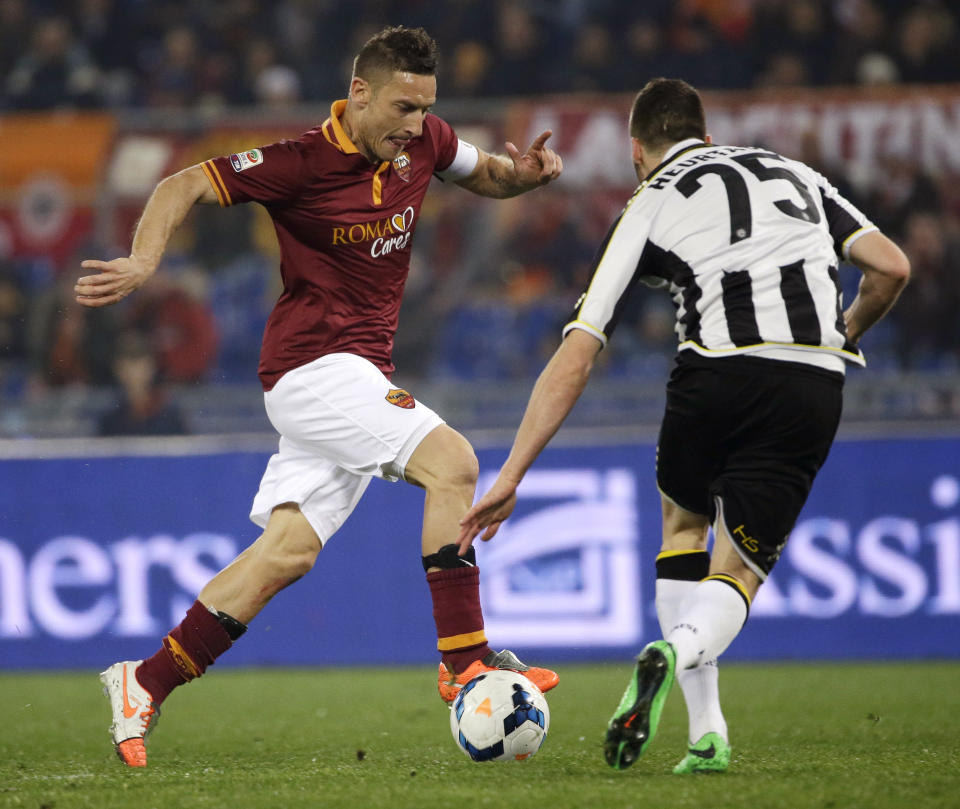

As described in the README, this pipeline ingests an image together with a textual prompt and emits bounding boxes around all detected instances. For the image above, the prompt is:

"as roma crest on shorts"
[392,151,412,182]
[386,388,415,409]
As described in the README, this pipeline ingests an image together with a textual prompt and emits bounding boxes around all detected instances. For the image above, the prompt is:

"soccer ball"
[449,670,550,762]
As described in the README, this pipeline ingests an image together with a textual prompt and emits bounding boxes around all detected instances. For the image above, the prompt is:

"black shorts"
[656,351,844,578]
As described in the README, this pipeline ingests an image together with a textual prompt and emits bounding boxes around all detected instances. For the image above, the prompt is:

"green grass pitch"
[1,661,957,809]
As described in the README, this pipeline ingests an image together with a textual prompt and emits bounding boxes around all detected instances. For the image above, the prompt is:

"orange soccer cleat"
[438,649,559,703]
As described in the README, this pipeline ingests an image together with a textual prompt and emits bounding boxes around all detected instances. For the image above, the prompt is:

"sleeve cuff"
[562,320,607,347]
[201,160,233,207]
[841,225,878,260]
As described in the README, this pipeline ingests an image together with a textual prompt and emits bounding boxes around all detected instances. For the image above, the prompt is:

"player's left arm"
[455,130,562,198]
[844,230,911,344]
[456,328,602,551]
[809,167,911,343]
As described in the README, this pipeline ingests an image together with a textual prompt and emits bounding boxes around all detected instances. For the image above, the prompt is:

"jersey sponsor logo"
[732,523,760,553]
[332,205,416,258]
[392,151,412,182]
[229,148,263,172]
[385,388,415,409]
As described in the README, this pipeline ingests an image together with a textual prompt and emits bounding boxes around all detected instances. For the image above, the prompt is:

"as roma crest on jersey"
[385,388,415,409]
[392,151,412,182]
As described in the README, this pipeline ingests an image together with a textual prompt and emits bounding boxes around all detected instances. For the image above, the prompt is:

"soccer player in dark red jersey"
[77,26,562,768]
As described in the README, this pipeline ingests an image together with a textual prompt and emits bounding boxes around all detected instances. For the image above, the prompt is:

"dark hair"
[629,78,706,149]
[353,26,439,82]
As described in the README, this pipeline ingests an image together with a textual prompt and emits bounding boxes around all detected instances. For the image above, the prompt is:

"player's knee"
[447,434,479,490]
[262,543,318,585]
[409,427,478,494]
[256,514,322,582]
[289,553,317,581]
[439,436,479,498]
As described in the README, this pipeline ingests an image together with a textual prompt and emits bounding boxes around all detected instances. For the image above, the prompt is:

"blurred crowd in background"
[1,0,959,437]
[2,0,959,110]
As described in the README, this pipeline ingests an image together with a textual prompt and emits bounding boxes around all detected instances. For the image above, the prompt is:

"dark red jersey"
[202,100,459,390]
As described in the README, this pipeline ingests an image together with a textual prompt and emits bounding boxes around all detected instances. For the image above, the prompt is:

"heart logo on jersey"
[390,206,415,233]
[385,388,415,409]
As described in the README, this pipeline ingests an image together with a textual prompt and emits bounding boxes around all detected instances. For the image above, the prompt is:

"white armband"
[437,139,479,181]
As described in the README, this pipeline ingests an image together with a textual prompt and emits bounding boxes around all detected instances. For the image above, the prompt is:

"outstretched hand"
[504,129,563,188]
[455,476,520,555]
[75,256,154,307]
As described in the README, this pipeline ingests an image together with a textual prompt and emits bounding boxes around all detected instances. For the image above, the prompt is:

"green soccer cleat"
[604,640,676,770]
[672,732,731,774]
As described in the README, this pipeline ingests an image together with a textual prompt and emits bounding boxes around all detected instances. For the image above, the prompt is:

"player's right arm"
[844,231,911,344]
[75,165,217,308]
[456,328,603,550]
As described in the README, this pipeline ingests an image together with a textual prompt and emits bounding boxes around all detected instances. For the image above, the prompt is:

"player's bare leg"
[660,495,710,553]
[405,425,559,701]
[706,522,762,600]
[101,503,320,766]
[405,424,478,560]
[198,503,321,623]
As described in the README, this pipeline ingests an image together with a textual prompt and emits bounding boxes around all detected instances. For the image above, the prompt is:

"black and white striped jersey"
[564,138,878,372]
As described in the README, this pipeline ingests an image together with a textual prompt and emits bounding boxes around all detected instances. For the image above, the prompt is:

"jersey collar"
[645,138,709,180]
[662,138,708,161]
[639,138,712,188]
[634,138,713,193]
[321,100,360,154]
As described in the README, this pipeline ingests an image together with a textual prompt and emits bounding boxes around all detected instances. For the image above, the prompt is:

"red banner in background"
[3,88,959,265]
[0,113,115,264]
[506,84,960,190]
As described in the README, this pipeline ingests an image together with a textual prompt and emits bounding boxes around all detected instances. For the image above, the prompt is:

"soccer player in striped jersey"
[77,26,561,767]
[457,78,909,774]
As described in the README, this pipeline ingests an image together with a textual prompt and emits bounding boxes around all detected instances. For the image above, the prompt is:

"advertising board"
[1,437,957,668]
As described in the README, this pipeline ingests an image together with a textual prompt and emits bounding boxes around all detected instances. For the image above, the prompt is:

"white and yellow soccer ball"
[450,670,550,761]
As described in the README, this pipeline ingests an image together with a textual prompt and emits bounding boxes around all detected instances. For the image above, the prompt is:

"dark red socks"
[135,600,235,705]
[427,566,493,673]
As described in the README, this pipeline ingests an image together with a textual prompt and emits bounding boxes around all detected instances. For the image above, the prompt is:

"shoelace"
[139,705,156,733]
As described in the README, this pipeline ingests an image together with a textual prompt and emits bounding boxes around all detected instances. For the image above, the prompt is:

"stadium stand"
[0,0,958,436]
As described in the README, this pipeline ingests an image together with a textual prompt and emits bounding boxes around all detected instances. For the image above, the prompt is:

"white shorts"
[250,353,445,544]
